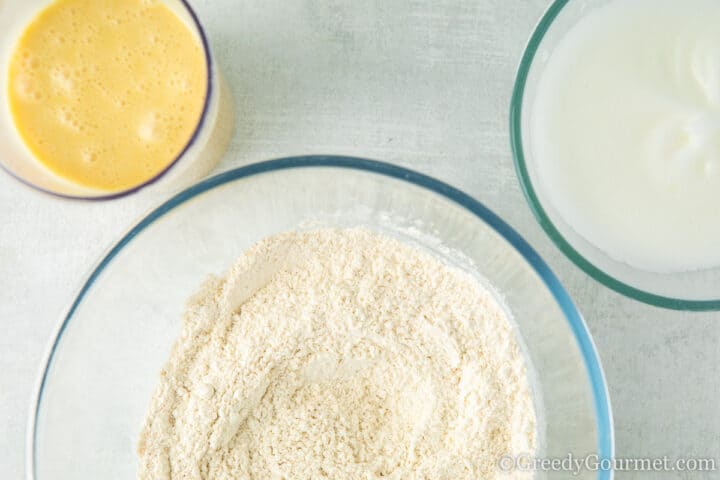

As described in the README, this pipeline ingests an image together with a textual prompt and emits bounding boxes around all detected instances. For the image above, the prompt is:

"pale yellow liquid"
[7,0,207,191]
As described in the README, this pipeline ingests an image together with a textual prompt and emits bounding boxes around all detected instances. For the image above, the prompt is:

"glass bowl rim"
[1,0,214,201]
[509,0,720,311]
[27,155,615,479]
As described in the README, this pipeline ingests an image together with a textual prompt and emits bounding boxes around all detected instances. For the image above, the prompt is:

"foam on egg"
[7,0,207,191]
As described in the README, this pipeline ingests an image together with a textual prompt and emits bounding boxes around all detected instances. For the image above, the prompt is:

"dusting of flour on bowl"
[137,228,536,479]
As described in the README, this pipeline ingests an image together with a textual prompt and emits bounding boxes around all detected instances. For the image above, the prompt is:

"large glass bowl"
[29,156,614,479]
[510,0,720,310]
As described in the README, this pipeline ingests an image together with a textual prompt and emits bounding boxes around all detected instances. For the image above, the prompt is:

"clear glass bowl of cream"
[0,0,233,200]
[511,0,720,310]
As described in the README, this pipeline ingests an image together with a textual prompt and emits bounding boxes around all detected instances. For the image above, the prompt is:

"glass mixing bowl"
[510,0,720,310]
[29,156,614,479]
[0,0,232,199]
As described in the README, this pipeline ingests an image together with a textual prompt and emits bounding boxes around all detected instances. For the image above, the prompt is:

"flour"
[137,228,536,479]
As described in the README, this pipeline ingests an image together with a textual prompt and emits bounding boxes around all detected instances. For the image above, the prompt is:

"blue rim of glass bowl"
[28,156,615,479]
[509,0,720,311]
[2,0,213,201]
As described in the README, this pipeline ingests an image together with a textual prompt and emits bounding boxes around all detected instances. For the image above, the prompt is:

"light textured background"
[1,0,719,478]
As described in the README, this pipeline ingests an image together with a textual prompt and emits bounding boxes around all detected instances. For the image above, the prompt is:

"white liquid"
[531,0,720,273]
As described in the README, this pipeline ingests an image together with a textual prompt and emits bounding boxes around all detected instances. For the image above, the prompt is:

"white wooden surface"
[1,1,718,478]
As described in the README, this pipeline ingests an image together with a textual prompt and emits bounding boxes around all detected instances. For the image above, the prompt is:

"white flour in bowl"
[137,228,536,479]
